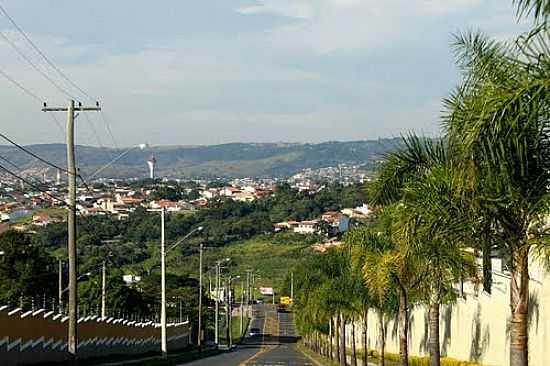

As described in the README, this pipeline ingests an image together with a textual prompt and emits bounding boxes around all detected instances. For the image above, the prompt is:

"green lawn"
[165,236,315,297]
[218,315,250,345]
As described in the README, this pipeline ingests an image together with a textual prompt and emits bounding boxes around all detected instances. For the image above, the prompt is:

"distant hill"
[0,138,401,179]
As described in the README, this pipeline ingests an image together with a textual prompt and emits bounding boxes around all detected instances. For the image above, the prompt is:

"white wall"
[345,257,550,366]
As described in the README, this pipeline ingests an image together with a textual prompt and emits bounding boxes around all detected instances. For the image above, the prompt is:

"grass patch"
[218,315,250,345]
[167,236,315,296]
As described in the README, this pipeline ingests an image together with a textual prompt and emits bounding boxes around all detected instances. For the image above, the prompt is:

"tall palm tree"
[347,230,377,366]
[444,20,550,365]
[367,135,446,366]
[357,228,399,366]
[395,163,478,366]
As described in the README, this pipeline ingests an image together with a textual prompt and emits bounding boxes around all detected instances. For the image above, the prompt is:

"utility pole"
[43,100,100,364]
[215,262,220,345]
[291,271,294,301]
[225,278,230,348]
[245,269,252,305]
[160,207,167,358]
[240,281,244,336]
[101,260,106,320]
[58,259,63,314]
[198,242,203,348]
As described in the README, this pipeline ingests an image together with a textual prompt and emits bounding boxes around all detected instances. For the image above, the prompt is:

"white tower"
[147,154,156,180]
[56,169,61,185]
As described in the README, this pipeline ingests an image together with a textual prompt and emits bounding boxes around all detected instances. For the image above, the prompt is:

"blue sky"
[0,0,529,147]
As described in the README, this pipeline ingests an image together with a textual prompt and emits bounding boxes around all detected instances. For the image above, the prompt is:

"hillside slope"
[0,138,400,179]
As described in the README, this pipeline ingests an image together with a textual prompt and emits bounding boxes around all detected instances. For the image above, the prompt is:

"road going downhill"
[181,304,317,366]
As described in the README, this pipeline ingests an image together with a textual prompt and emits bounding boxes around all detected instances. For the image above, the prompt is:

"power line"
[0,67,43,102]
[0,162,70,207]
[0,30,75,99]
[83,112,104,148]
[0,131,71,174]
[0,131,91,190]
[0,154,51,186]
[0,154,22,171]
[49,113,65,138]
[99,111,119,150]
[0,2,94,101]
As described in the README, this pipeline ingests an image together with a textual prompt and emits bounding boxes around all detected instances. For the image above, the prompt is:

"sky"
[0,0,530,147]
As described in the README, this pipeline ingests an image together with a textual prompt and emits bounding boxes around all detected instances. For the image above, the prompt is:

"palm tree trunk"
[352,320,357,366]
[428,302,440,366]
[377,312,385,366]
[341,314,347,366]
[398,286,409,366]
[362,307,368,366]
[510,248,529,366]
[336,314,341,363]
[330,318,334,360]
[482,242,493,294]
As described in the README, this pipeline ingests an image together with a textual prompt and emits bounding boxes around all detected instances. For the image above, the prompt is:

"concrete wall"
[0,306,190,365]
[344,257,550,366]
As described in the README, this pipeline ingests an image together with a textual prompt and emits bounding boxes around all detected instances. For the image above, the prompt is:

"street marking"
[239,308,272,366]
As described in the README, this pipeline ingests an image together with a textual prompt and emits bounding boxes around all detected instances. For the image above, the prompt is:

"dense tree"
[0,230,57,305]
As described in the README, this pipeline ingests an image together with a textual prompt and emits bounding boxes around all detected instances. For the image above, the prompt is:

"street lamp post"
[147,207,203,358]
[240,281,244,336]
[226,274,240,349]
[198,242,203,348]
[101,260,107,320]
[214,258,230,346]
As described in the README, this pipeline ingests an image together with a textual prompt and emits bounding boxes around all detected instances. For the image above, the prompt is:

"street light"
[60,272,91,295]
[148,207,203,358]
[214,257,230,346]
[226,275,240,349]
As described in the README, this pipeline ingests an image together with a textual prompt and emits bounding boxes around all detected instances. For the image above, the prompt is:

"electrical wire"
[0,67,43,102]
[0,30,75,99]
[0,162,70,207]
[0,154,52,186]
[83,112,104,148]
[0,131,90,190]
[0,131,71,174]
[99,111,119,150]
[49,113,65,138]
[0,2,95,102]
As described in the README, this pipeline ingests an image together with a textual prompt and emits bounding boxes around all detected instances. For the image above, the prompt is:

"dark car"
[249,327,261,337]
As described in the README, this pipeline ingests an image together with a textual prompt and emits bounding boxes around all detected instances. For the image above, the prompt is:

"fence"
[343,257,550,366]
[0,306,190,365]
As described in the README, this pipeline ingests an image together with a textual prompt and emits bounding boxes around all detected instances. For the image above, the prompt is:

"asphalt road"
[181,304,317,366]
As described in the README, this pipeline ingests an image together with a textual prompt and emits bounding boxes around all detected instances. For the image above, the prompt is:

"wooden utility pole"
[42,100,100,363]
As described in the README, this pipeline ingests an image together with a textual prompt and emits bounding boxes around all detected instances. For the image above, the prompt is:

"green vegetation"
[293,2,550,366]
[175,235,316,296]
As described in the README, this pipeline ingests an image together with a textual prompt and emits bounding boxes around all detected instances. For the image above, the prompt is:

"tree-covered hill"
[0,138,400,178]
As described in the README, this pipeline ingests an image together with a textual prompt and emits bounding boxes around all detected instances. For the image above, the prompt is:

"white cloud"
[237,0,524,54]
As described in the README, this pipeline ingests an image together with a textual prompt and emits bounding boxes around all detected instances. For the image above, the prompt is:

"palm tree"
[395,163,478,366]
[367,135,446,366]
[443,16,549,365]
[347,232,376,366]
[356,228,399,366]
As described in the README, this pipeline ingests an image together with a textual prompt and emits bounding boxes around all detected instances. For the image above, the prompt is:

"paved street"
[181,304,317,366]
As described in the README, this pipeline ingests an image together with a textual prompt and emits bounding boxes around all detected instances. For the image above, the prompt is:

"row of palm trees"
[293,1,549,366]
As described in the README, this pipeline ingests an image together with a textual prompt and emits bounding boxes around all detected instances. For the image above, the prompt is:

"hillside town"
[0,164,372,235]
